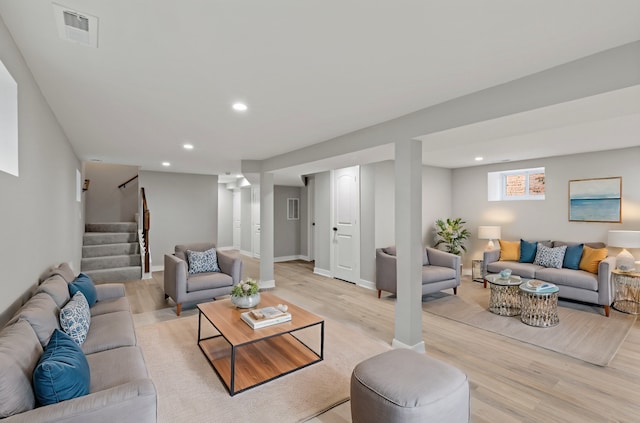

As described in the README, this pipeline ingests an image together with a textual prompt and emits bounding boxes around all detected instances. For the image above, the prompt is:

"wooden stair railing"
[141,187,150,272]
[118,174,139,189]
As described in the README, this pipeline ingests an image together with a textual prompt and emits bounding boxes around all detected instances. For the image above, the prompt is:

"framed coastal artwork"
[568,177,621,222]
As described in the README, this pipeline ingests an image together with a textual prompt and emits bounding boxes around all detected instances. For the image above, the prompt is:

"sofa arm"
[164,254,188,303]
[482,249,501,274]
[426,247,460,270]
[216,250,243,285]
[3,379,157,423]
[375,249,397,294]
[95,283,125,302]
[597,256,616,306]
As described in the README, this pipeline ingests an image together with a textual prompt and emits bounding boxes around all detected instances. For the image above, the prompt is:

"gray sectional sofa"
[483,241,615,316]
[0,263,156,422]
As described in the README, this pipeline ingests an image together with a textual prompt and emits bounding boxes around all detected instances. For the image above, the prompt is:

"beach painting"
[569,177,621,222]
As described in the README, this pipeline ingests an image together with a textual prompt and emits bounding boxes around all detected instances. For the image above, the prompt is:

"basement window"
[0,59,18,176]
[488,167,545,201]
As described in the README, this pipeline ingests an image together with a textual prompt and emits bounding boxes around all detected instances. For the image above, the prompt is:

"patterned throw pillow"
[533,243,567,269]
[186,248,220,274]
[59,292,91,345]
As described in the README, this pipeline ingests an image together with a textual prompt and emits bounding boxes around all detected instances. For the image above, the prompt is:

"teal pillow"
[519,239,537,263]
[68,273,97,306]
[563,243,584,270]
[33,329,90,405]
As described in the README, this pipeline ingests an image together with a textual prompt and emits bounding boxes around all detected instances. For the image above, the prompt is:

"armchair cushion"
[187,272,233,292]
[186,248,220,274]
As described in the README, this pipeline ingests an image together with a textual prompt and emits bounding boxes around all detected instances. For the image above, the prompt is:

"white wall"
[138,171,218,268]
[313,172,331,272]
[360,164,376,282]
[274,186,301,258]
[0,18,83,323]
[240,186,252,253]
[85,162,139,223]
[453,147,640,268]
[217,185,233,248]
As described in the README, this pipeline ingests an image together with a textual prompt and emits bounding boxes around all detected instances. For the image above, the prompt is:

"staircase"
[81,222,142,283]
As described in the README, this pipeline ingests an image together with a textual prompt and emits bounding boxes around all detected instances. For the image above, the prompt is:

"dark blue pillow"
[519,239,538,263]
[563,243,584,270]
[68,273,97,306]
[33,329,90,405]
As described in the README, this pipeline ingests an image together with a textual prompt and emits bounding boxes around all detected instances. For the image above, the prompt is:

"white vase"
[231,292,261,308]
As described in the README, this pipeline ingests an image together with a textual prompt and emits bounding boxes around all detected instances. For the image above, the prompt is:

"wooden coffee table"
[197,292,324,396]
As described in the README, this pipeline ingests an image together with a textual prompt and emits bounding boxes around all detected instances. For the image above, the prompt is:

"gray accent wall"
[138,171,218,268]
[313,172,331,272]
[85,162,139,223]
[274,186,301,258]
[0,18,83,322]
[217,185,233,248]
[453,147,640,269]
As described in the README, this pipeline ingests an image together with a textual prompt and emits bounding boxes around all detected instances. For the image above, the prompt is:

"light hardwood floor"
[124,254,640,422]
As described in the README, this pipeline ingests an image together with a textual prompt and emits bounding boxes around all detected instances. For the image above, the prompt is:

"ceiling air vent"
[52,3,98,48]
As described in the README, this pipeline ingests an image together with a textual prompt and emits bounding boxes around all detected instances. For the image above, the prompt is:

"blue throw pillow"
[33,329,90,406]
[563,243,584,270]
[68,273,97,306]
[519,239,538,263]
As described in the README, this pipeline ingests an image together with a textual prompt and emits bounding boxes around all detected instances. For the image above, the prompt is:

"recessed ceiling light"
[183,143,194,150]
[475,156,483,161]
[232,102,248,112]
[162,162,170,167]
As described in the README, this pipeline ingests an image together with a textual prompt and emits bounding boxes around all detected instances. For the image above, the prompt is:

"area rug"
[136,314,390,423]
[423,286,636,366]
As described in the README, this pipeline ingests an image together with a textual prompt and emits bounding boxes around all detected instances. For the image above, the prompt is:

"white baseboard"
[274,255,311,263]
[142,272,153,280]
[151,265,164,272]
[357,279,376,290]
[391,338,426,353]
[313,267,332,278]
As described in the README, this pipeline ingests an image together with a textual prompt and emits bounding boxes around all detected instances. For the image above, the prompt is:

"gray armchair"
[164,242,243,315]
[376,246,461,298]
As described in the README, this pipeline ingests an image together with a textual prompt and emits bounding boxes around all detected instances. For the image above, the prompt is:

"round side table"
[612,270,640,315]
[519,282,559,327]
[485,274,524,316]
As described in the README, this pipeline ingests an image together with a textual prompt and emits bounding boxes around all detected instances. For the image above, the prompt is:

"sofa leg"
[377,289,381,299]
[453,287,457,295]
[604,305,610,317]
[176,303,182,316]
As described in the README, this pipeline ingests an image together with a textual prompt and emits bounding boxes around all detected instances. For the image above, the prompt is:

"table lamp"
[478,226,501,250]
[607,230,640,272]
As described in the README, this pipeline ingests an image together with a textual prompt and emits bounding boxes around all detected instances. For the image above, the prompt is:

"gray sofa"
[483,241,615,316]
[376,246,461,298]
[0,263,156,422]
[164,242,243,316]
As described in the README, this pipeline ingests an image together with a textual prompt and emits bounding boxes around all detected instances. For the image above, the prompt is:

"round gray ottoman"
[350,349,469,423]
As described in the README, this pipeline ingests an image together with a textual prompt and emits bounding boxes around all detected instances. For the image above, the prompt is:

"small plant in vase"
[231,278,260,308]
[434,218,471,256]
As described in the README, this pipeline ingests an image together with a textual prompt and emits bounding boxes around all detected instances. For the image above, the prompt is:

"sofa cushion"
[519,239,538,263]
[41,262,76,284]
[175,242,216,263]
[33,329,90,406]
[86,346,149,393]
[187,272,234,292]
[499,239,520,261]
[187,248,221,274]
[0,319,43,418]
[533,243,567,269]
[422,265,457,284]
[382,246,396,256]
[13,292,60,347]
[69,273,97,307]
[90,296,130,317]
[36,275,71,309]
[579,246,608,274]
[81,311,136,355]
[487,261,541,279]
[59,292,91,345]
[535,267,599,291]
[562,243,584,270]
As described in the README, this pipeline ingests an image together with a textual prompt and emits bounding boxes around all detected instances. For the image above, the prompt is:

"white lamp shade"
[478,226,501,240]
[607,230,640,249]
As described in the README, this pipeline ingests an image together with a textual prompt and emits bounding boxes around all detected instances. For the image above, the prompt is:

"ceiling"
[1,1,639,186]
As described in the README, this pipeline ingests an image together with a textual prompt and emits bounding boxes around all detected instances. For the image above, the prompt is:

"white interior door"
[233,190,241,249]
[252,186,261,258]
[332,166,359,283]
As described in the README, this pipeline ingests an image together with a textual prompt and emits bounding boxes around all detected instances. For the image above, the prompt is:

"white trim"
[151,265,164,272]
[142,272,153,280]
[274,255,311,263]
[240,250,253,257]
[258,279,276,289]
[217,245,235,251]
[391,338,426,353]
[313,267,332,278]
[357,279,376,290]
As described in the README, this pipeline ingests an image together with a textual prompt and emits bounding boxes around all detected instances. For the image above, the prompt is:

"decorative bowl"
[499,269,512,279]
[231,292,261,309]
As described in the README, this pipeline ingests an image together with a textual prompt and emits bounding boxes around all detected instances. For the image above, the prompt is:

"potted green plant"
[231,278,260,308]
[434,218,471,256]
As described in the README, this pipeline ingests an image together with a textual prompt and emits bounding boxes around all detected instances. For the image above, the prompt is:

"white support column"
[392,139,424,352]
[259,171,275,288]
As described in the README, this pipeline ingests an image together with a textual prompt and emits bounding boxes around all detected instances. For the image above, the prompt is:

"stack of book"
[240,306,292,329]
[526,280,554,291]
